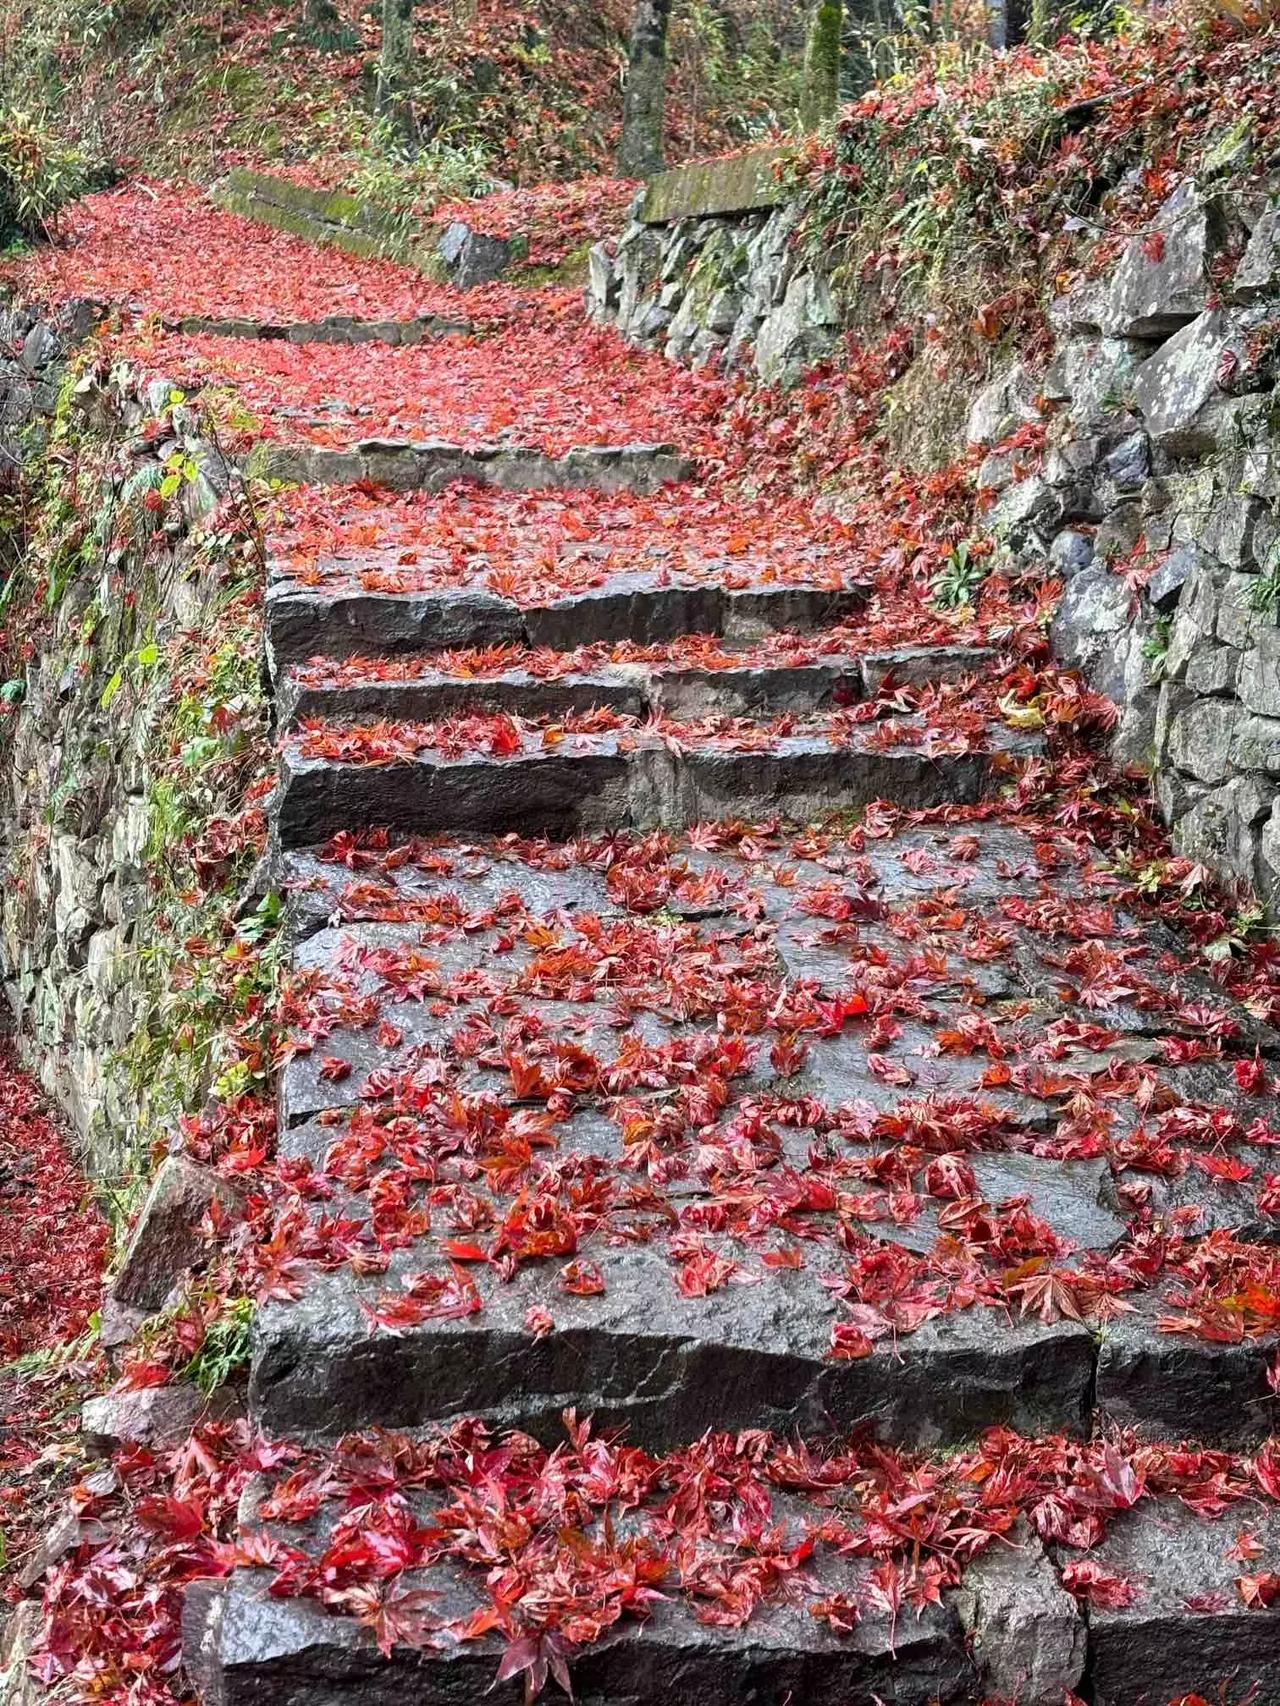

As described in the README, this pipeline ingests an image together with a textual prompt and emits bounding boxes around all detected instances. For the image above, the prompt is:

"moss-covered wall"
[0,309,275,1212]
[638,144,793,224]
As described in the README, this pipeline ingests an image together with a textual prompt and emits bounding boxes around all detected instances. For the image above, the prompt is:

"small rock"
[19,322,58,374]
[1183,642,1239,697]
[16,1509,82,1594]
[82,1383,237,1452]
[1146,545,1195,611]
[1232,200,1280,303]
[1048,528,1095,579]
[0,1601,44,1706]
[110,1154,241,1313]
[1100,430,1150,494]
[436,221,512,289]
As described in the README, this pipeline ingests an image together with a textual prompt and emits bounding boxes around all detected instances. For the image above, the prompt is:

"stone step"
[248,1243,1097,1448]
[256,439,694,497]
[252,830,1278,1456]
[162,313,471,345]
[275,718,1039,847]
[267,573,871,671]
[278,644,996,726]
[184,1458,1280,1706]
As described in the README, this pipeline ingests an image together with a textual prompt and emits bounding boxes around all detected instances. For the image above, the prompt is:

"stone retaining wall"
[587,147,836,385]
[0,309,244,1180]
[216,168,519,288]
[592,163,1280,910]
[985,183,1280,907]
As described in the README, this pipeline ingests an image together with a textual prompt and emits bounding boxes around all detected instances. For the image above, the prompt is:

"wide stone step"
[257,439,694,496]
[185,1460,1280,1706]
[162,313,471,345]
[267,572,871,670]
[275,719,1038,846]
[250,829,1277,1456]
[248,1244,1096,1447]
[278,644,996,725]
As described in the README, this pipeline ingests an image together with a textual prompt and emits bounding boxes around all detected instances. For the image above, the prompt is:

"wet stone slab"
[259,440,695,500]
[249,1243,1096,1449]
[275,726,1038,847]
[191,1541,977,1706]
[278,645,999,729]
[266,568,871,670]
[1085,1499,1280,1705]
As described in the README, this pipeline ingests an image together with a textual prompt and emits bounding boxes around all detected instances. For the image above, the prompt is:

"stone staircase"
[179,319,1280,1706]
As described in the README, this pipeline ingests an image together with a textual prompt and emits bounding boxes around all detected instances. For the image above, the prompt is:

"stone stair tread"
[155,325,713,469]
[161,312,472,345]
[266,566,875,668]
[274,713,1041,844]
[254,825,1280,1452]
[1085,1499,1280,1703]
[258,439,695,497]
[278,819,1093,937]
[249,1244,1098,1446]
[278,642,997,725]
[185,1447,1280,1706]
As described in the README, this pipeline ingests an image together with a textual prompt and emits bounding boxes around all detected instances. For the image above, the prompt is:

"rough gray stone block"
[955,1521,1086,1706]
[110,1154,240,1312]
[1232,201,1280,303]
[436,221,512,288]
[194,1564,977,1706]
[249,1246,1096,1448]
[1088,1500,1280,1706]
[1095,1303,1280,1443]
[1132,309,1231,454]
[1096,184,1220,338]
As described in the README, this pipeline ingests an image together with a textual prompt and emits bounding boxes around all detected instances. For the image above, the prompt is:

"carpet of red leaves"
[127,312,723,457]
[0,1048,107,1600]
[430,177,640,269]
[8,32,1280,1696]
[5,182,544,330]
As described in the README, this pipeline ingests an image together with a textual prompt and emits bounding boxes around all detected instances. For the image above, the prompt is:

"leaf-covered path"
[13,181,1280,1706]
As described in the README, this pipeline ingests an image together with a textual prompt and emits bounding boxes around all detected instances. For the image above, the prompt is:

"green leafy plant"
[930,540,988,609]
[0,106,86,242]
[182,1295,254,1393]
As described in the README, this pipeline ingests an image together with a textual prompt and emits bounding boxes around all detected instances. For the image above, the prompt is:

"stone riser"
[259,440,695,497]
[189,1577,978,1706]
[267,579,869,669]
[278,646,995,726]
[250,1277,1095,1449]
[164,314,471,345]
[275,740,1019,848]
[247,1230,1275,1454]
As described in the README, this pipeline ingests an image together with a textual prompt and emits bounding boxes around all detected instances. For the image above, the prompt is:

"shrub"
[0,107,87,243]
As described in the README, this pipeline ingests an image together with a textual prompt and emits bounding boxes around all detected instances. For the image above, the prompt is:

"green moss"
[639,143,793,224]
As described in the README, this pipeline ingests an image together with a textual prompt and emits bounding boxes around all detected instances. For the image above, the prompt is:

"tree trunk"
[302,0,340,37]
[617,0,673,178]
[377,0,416,140]
[800,0,844,130]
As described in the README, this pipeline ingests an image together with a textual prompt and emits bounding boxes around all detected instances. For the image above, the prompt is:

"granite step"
[274,717,1040,847]
[183,1459,1280,1706]
[247,831,1279,1454]
[161,313,472,345]
[277,644,997,726]
[266,569,872,671]
[257,439,695,497]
